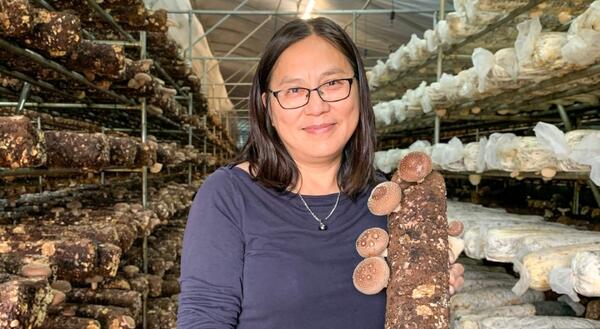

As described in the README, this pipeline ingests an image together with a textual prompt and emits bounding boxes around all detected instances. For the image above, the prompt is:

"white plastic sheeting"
[374,123,600,184]
[144,0,233,113]
[370,1,600,127]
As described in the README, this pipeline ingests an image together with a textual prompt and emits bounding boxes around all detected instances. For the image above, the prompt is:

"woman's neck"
[294,159,341,195]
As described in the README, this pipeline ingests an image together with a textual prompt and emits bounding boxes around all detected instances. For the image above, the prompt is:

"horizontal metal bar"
[92,40,141,47]
[168,9,441,15]
[110,128,191,134]
[0,38,136,105]
[0,168,86,177]
[205,96,248,100]
[0,65,77,100]
[0,86,17,97]
[102,168,143,173]
[207,82,253,86]
[440,170,591,181]
[193,56,261,61]
[0,102,140,110]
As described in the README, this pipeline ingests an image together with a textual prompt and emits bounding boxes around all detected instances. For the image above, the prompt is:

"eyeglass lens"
[275,78,352,109]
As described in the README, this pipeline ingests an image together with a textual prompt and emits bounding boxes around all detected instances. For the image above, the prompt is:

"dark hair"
[234,17,376,200]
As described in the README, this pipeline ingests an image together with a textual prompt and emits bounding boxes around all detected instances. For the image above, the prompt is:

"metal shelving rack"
[367,0,600,210]
[0,1,233,328]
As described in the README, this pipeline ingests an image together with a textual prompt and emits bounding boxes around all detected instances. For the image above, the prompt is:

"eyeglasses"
[268,77,354,110]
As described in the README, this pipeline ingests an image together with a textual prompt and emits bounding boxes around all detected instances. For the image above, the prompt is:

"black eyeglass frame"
[267,77,355,110]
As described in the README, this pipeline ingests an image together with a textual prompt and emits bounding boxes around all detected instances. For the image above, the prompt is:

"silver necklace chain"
[297,191,341,231]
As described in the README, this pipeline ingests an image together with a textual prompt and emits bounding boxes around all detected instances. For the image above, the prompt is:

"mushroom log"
[384,168,450,329]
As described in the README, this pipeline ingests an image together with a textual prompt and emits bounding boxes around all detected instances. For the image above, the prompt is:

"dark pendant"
[319,223,327,231]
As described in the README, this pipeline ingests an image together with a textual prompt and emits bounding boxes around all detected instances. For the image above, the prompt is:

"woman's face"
[266,34,360,165]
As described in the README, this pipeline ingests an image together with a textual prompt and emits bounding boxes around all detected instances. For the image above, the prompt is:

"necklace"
[297,191,341,231]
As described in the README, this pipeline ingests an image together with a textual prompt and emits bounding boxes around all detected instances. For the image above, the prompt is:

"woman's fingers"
[449,263,465,295]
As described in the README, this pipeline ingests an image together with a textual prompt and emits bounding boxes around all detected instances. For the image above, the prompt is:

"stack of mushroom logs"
[0,182,195,329]
[0,115,215,173]
[0,0,235,151]
[352,151,463,329]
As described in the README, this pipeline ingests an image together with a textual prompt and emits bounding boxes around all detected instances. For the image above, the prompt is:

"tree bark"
[24,10,81,58]
[42,315,101,329]
[108,136,138,168]
[67,40,125,78]
[0,0,33,37]
[50,303,135,329]
[67,288,142,319]
[160,278,179,296]
[44,131,110,171]
[385,171,449,329]
[0,237,120,283]
[147,297,177,329]
[0,274,53,329]
[0,116,46,169]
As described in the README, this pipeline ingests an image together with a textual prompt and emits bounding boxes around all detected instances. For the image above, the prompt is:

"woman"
[178,17,464,329]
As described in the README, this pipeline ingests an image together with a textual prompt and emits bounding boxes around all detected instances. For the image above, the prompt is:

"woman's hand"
[448,220,465,295]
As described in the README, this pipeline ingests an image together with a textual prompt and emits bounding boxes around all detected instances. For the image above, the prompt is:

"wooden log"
[386,170,449,329]
[147,297,177,329]
[67,288,142,319]
[0,116,46,169]
[145,9,168,32]
[44,131,110,171]
[42,315,101,329]
[0,274,53,329]
[103,0,140,6]
[0,253,54,277]
[96,243,122,277]
[108,136,138,168]
[122,58,153,81]
[0,238,98,282]
[50,303,135,329]
[67,40,125,78]
[134,138,158,167]
[0,0,33,37]
[147,32,179,60]
[107,4,145,27]
[23,10,81,58]
[6,221,134,252]
[160,277,179,296]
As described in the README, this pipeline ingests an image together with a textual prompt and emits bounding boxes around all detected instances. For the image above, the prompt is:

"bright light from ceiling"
[301,0,316,20]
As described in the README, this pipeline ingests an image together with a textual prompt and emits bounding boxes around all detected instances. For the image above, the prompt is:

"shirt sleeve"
[177,169,245,329]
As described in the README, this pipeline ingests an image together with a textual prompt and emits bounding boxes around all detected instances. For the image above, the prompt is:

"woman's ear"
[261,92,267,109]
[263,93,277,129]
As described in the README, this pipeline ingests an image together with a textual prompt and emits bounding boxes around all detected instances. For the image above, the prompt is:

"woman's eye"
[286,88,301,95]
[327,80,340,86]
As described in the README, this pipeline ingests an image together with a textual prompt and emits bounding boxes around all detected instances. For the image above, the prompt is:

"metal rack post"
[188,93,194,185]
[203,115,208,175]
[434,0,446,145]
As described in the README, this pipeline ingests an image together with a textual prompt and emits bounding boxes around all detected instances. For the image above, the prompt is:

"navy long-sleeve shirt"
[178,165,387,329]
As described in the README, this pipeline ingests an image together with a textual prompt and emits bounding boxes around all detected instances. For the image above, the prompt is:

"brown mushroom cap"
[448,220,464,237]
[51,290,66,306]
[397,151,432,183]
[367,181,402,216]
[356,227,389,258]
[352,256,389,295]
[51,280,72,293]
[123,265,140,278]
[21,263,53,278]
